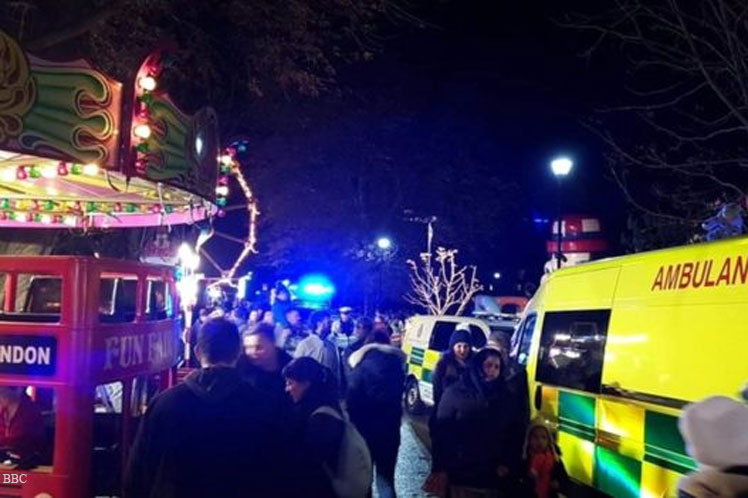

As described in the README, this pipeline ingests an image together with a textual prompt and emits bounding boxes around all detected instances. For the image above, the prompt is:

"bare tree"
[567,0,748,245]
[405,247,482,316]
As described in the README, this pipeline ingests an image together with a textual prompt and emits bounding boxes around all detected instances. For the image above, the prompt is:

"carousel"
[0,29,258,286]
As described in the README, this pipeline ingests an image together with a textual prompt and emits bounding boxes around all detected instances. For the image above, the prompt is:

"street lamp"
[376,237,393,251]
[374,236,395,313]
[493,272,502,280]
[550,156,573,268]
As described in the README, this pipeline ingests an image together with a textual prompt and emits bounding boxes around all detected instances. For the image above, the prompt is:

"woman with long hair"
[431,348,526,498]
[283,357,345,498]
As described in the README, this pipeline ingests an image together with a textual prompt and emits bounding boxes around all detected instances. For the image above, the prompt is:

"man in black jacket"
[124,318,291,498]
[347,330,406,498]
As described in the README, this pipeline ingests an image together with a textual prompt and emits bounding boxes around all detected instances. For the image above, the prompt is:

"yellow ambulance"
[513,236,748,498]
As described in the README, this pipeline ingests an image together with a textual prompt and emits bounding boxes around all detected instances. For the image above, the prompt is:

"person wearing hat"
[331,307,355,349]
[678,396,748,497]
[423,324,476,494]
[433,324,474,410]
[517,420,569,498]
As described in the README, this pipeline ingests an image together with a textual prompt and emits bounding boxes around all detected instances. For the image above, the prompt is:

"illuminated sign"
[651,255,748,291]
[0,335,56,376]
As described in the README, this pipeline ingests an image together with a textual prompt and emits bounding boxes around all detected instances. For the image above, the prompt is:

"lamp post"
[550,157,573,269]
[374,236,394,312]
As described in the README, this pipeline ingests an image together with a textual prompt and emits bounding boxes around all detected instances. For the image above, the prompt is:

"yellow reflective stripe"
[423,349,440,370]
[558,431,595,486]
[597,398,645,462]
[541,386,559,419]
[640,460,680,498]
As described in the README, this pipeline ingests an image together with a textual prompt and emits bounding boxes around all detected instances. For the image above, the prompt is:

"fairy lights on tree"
[405,247,483,316]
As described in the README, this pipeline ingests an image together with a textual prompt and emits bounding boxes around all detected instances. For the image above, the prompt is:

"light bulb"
[41,166,58,179]
[215,185,229,197]
[138,75,157,92]
[40,214,53,224]
[134,124,152,139]
[83,163,99,176]
[63,216,77,227]
[0,169,15,182]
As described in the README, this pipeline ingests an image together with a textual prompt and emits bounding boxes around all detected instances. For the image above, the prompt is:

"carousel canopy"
[0,30,221,228]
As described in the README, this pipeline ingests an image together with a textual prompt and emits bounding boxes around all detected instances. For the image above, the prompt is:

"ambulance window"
[146,280,173,321]
[0,386,55,469]
[516,314,537,365]
[536,310,610,393]
[99,277,137,323]
[469,325,487,349]
[430,321,457,351]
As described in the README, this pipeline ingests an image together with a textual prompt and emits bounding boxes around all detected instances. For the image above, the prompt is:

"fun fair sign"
[100,328,177,374]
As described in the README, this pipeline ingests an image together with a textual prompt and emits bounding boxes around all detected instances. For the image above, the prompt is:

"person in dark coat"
[237,322,293,398]
[432,348,526,497]
[340,316,373,394]
[271,282,291,327]
[487,335,531,438]
[123,317,291,498]
[347,330,406,498]
[424,326,474,494]
[283,357,345,498]
[433,325,474,408]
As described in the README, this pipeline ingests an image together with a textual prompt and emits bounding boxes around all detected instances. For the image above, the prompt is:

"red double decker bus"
[0,256,180,497]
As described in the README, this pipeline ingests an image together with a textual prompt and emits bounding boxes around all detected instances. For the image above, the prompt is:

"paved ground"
[374,412,434,498]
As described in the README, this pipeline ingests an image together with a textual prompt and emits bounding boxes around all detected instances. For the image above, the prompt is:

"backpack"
[312,406,373,498]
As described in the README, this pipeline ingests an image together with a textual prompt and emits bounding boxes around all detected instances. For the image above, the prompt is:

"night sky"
[219,0,631,303]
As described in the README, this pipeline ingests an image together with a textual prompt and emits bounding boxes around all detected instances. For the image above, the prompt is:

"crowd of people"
[126,305,408,498]
[126,296,572,498]
[125,291,748,498]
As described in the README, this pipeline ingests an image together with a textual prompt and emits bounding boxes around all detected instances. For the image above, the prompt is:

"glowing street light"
[376,237,393,250]
[550,156,574,268]
[551,157,573,177]
[493,272,502,280]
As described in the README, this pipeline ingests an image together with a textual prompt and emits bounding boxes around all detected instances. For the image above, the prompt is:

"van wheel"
[405,378,425,415]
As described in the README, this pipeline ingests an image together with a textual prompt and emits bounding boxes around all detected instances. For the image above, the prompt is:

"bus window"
[536,310,610,393]
[92,382,123,495]
[99,278,115,316]
[0,274,61,323]
[131,374,164,418]
[0,386,54,470]
[146,280,173,321]
[99,277,137,323]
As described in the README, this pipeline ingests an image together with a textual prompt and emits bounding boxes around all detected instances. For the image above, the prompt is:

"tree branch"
[25,2,123,51]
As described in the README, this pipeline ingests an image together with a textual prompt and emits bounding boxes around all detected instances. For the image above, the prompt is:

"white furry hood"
[348,343,406,368]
